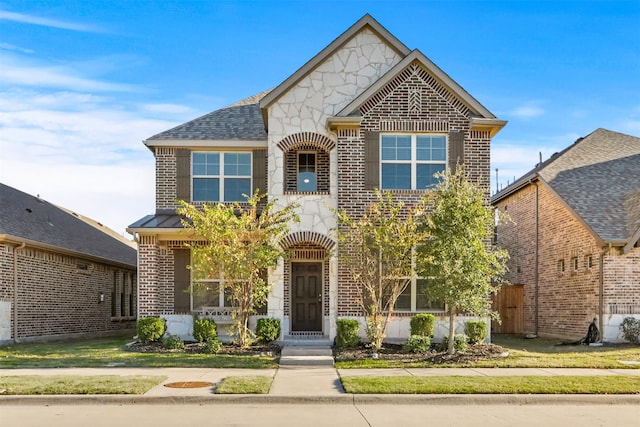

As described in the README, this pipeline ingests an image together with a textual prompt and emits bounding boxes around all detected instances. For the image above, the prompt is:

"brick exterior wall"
[336,61,493,316]
[155,147,178,210]
[495,181,640,340]
[0,243,136,342]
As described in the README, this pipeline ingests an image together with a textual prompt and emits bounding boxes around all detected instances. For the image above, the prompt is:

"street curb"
[2,394,640,406]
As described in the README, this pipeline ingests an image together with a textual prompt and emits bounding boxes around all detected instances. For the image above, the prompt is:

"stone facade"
[0,243,136,343]
[495,181,640,342]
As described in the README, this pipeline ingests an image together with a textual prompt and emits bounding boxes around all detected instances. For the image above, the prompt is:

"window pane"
[224,153,251,176]
[193,178,219,201]
[298,153,317,192]
[381,135,411,160]
[417,135,447,161]
[193,281,220,310]
[416,279,445,310]
[298,172,317,192]
[223,287,234,308]
[416,164,445,189]
[224,178,251,201]
[193,153,219,176]
[394,284,411,311]
[381,164,411,189]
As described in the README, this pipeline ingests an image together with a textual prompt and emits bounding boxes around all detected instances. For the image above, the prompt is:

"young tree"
[416,167,508,354]
[177,192,299,347]
[335,190,427,351]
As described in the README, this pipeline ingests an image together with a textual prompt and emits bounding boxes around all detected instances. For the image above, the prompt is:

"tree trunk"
[448,309,456,355]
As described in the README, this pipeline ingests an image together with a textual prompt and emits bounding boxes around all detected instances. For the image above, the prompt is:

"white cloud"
[0,42,34,54]
[140,103,196,115]
[0,10,103,32]
[509,105,545,119]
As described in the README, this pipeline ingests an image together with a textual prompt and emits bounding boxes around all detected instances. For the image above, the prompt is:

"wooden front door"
[491,284,524,334]
[291,262,322,332]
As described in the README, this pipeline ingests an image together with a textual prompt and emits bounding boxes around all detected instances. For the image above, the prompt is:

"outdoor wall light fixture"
[99,292,105,303]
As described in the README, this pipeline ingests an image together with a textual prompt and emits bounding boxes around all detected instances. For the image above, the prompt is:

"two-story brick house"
[492,129,640,342]
[128,15,506,343]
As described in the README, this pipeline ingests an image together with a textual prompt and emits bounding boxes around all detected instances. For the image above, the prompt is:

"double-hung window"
[192,279,233,311]
[395,277,445,312]
[381,134,447,190]
[192,152,251,202]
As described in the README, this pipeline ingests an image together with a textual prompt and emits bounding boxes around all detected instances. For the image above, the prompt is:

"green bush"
[163,334,185,350]
[441,334,468,352]
[465,320,488,344]
[403,335,431,353]
[620,317,640,344]
[335,319,361,349]
[137,317,166,343]
[410,313,435,337]
[193,318,218,343]
[202,337,222,354]
[256,318,281,343]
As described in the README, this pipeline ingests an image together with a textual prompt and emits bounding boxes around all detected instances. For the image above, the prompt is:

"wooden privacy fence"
[491,284,524,334]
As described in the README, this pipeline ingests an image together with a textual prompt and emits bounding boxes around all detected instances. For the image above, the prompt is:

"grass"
[0,334,278,369]
[341,375,640,394]
[0,375,166,395]
[335,335,640,369]
[215,375,273,394]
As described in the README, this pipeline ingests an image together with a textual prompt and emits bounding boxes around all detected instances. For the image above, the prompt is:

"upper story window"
[192,152,251,202]
[298,152,317,192]
[381,134,447,190]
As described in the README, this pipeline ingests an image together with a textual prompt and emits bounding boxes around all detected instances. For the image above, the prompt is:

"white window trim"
[380,133,448,190]
[191,151,252,202]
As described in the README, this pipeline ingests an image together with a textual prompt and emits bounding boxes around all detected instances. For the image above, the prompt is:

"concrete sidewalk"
[1,366,640,405]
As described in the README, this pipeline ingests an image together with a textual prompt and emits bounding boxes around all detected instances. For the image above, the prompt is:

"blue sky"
[1,0,639,237]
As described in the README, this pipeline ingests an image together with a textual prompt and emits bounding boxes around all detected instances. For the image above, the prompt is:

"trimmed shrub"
[193,318,218,343]
[620,317,640,344]
[163,334,185,350]
[465,320,488,344]
[403,335,431,353]
[335,319,361,349]
[410,314,435,337]
[137,317,166,343]
[256,318,281,343]
[441,334,469,352]
[203,337,222,354]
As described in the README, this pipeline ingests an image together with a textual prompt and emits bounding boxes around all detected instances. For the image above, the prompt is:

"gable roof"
[492,129,640,248]
[259,14,411,125]
[145,91,270,145]
[0,183,137,268]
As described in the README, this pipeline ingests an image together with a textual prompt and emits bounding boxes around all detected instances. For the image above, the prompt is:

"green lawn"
[215,375,273,394]
[0,334,278,369]
[0,375,166,395]
[341,375,640,394]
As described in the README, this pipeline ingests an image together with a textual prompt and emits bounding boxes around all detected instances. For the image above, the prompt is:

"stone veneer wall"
[0,243,136,342]
[495,182,640,341]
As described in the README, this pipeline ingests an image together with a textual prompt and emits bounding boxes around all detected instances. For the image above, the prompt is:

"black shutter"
[173,249,191,314]
[176,149,191,201]
[364,131,380,190]
[448,131,465,173]
[252,149,267,196]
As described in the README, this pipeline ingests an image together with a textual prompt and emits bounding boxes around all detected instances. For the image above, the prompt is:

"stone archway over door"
[291,262,323,332]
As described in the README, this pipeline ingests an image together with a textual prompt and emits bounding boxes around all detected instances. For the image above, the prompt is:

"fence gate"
[491,284,524,334]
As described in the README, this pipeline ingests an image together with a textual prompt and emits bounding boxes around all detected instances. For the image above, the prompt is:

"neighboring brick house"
[0,183,137,344]
[128,15,506,343]
[492,129,640,342]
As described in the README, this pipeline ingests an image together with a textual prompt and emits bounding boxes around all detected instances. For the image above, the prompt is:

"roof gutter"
[0,234,136,270]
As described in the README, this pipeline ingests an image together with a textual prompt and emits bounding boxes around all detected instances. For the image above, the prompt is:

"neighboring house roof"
[0,183,137,268]
[145,91,270,144]
[492,129,640,249]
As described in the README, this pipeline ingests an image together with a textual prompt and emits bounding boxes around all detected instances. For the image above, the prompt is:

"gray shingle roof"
[538,129,640,242]
[147,93,270,141]
[0,183,137,267]
[493,129,640,244]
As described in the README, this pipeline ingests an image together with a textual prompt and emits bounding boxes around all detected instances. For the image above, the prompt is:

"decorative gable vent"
[408,86,421,114]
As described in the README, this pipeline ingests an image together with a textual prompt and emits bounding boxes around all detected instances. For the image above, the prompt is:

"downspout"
[534,182,539,335]
[598,244,610,342]
[13,242,26,343]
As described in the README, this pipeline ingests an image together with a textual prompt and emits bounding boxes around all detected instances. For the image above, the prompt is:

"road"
[2,403,639,427]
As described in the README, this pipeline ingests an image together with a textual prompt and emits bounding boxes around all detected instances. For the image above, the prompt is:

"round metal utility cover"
[163,381,214,388]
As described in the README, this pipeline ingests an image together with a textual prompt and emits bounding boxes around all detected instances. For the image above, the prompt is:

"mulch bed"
[333,343,509,364]
[124,341,281,356]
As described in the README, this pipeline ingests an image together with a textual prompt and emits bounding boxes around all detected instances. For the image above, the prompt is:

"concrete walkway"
[1,367,640,404]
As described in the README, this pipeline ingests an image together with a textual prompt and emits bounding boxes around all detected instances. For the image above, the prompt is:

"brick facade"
[0,243,136,342]
[495,181,640,341]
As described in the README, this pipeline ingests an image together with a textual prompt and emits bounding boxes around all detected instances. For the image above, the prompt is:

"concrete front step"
[279,345,334,366]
